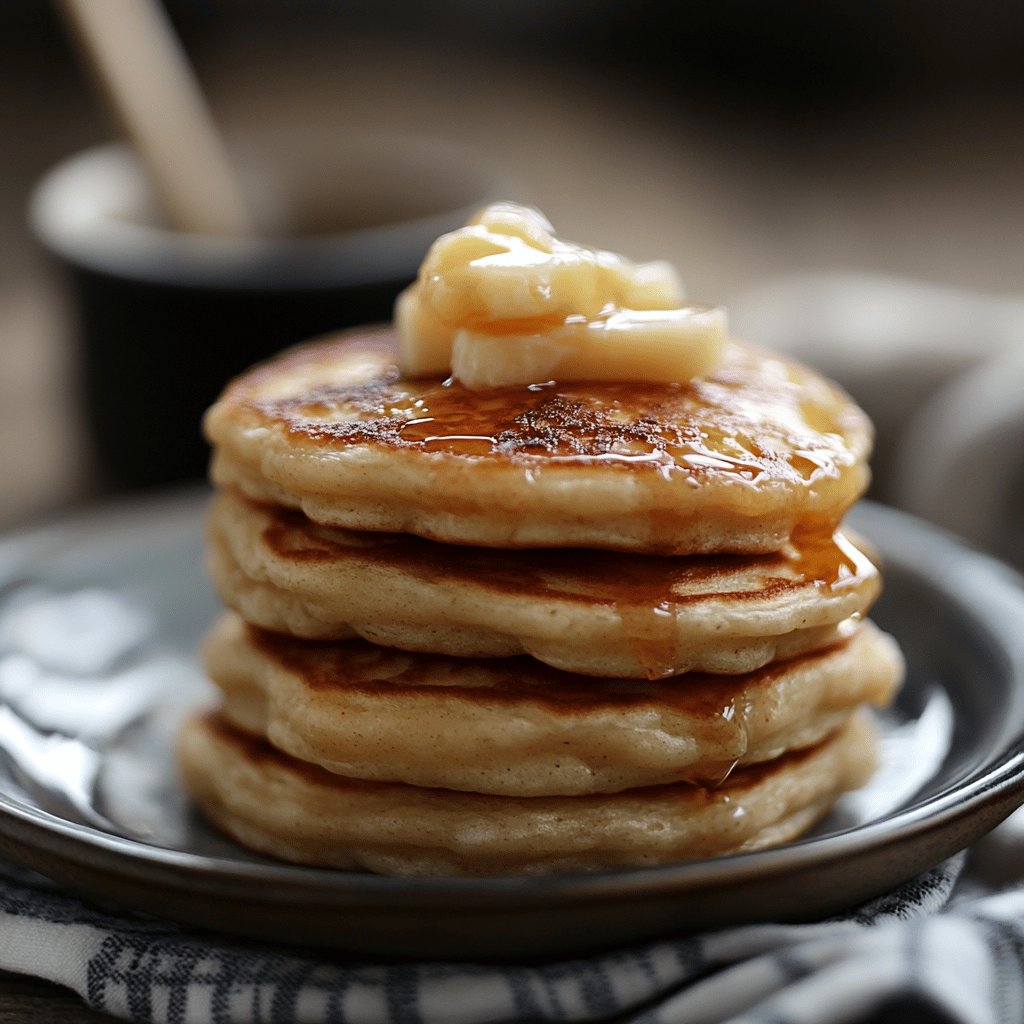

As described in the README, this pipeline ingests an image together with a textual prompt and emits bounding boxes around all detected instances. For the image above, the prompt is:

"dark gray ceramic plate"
[0,489,1022,959]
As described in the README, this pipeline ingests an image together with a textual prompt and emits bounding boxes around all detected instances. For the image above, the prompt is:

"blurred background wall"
[2,1,1023,532]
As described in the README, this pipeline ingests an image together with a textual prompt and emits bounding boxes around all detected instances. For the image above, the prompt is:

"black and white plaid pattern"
[3,825,1024,1024]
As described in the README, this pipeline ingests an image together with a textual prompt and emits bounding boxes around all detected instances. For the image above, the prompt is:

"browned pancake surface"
[205,329,872,553]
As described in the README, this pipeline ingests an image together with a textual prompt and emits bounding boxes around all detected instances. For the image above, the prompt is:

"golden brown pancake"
[207,489,881,678]
[179,711,878,876]
[204,612,902,796]
[204,329,872,555]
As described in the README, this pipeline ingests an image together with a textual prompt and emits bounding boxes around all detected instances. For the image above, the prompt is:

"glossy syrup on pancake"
[205,329,872,552]
[253,332,857,488]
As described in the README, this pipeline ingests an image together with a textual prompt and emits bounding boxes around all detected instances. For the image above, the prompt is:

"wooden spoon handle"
[59,0,253,235]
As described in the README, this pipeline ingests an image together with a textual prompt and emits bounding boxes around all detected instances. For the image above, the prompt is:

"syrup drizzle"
[248,333,862,486]
[259,501,878,681]
[263,505,876,605]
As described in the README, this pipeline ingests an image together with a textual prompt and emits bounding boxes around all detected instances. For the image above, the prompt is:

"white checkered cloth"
[3,823,1024,1024]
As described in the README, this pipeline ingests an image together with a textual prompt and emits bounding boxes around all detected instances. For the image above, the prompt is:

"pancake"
[204,329,872,555]
[205,612,902,796]
[178,711,878,876]
[207,489,881,678]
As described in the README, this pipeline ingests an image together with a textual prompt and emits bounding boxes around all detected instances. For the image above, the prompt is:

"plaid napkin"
[3,832,1024,1024]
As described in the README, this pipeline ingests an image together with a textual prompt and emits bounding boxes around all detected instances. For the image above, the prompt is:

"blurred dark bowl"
[30,138,521,490]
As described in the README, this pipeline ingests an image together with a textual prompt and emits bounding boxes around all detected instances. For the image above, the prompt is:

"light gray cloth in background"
[729,272,1024,569]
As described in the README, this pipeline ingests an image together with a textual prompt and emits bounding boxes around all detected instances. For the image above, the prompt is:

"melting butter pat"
[396,202,726,389]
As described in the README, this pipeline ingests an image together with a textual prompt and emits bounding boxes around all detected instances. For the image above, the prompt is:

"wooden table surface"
[0,974,111,1023]
[2,20,1023,1024]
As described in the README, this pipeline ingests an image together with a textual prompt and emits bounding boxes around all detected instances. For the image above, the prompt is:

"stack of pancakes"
[182,328,903,876]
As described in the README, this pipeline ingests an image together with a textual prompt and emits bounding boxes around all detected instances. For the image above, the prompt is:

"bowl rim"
[28,138,522,290]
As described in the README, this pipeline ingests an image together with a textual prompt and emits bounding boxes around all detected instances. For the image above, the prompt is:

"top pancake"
[205,328,872,554]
